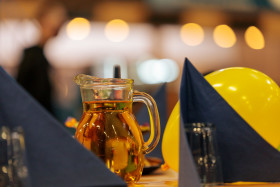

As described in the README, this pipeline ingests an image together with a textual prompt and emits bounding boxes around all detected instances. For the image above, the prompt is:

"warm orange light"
[105,19,130,42]
[180,23,204,46]
[66,17,91,40]
[244,26,265,50]
[213,24,236,48]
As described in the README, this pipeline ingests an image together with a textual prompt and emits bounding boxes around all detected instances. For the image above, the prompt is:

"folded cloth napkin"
[135,83,168,160]
[179,58,280,182]
[0,67,126,187]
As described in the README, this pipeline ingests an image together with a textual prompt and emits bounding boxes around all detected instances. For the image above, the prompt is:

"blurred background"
[1,0,280,124]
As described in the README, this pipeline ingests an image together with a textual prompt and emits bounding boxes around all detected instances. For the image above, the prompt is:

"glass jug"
[74,74,160,183]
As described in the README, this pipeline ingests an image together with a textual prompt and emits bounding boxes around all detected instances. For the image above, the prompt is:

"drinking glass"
[0,126,12,187]
[185,122,223,185]
[0,126,30,187]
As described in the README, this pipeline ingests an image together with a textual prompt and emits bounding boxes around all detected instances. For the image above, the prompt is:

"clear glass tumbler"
[185,122,223,185]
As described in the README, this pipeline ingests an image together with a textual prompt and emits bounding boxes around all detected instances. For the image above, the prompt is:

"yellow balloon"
[205,67,280,148]
[162,101,180,172]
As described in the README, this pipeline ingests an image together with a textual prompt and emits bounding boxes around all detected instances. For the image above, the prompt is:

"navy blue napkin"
[179,58,280,182]
[0,66,126,187]
[135,84,168,160]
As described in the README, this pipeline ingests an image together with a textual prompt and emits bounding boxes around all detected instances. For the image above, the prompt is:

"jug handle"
[133,91,160,154]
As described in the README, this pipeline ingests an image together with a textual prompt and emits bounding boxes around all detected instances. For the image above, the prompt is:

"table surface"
[129,169,280,187]
[129,169,178,187]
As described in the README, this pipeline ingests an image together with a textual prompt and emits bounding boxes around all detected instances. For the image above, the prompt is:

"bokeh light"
[105,19,130,42]
[137,59,179,84]
[66,17,91,40]
[244,26,265,50]
[180,23,204,46]
[213,24,236,48]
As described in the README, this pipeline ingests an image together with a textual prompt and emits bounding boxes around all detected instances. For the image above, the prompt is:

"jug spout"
[74,74,98,86]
